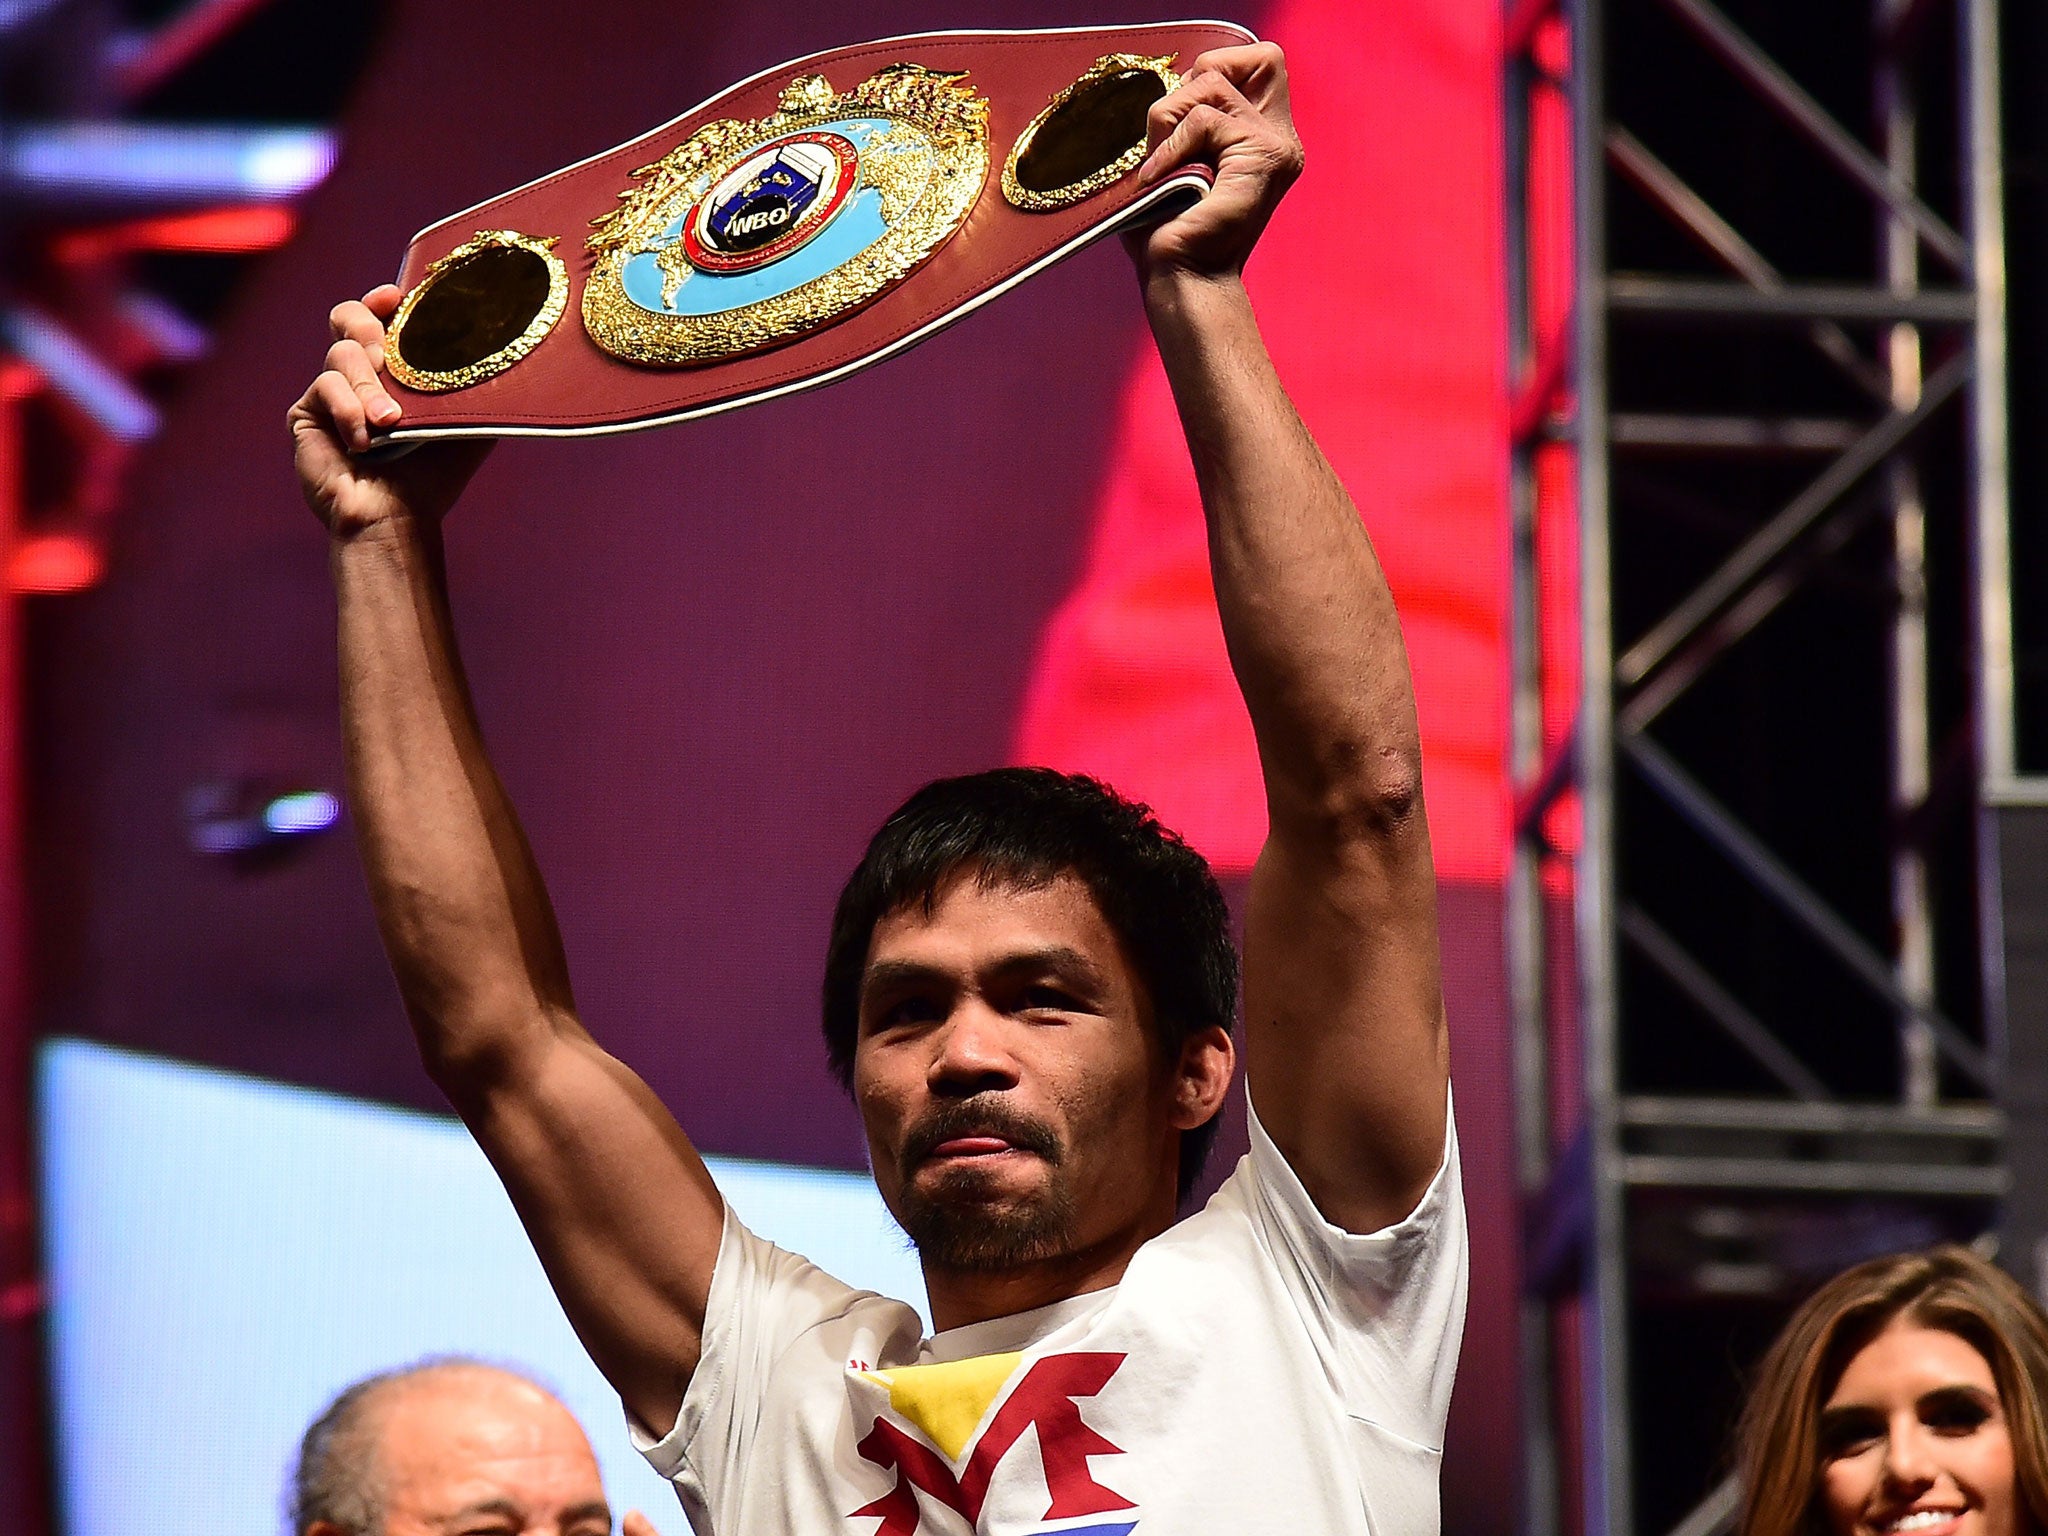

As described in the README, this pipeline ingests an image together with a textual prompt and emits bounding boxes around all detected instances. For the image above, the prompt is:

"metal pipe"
[1620,1096,2000,1134]
[1876,15,1937,1110]
[1964,0,2014,790]
[1621,733,1993,1086]
[1617,484,1886,732]
[1616,349,1970,691]
[1503,24,1562,1536]
[1570,0,1632,1527]
[1514,728,1578,842]
[1618,906,1832,1099]
[1620,1156,2007,1198]
[1610,414,1866,453]
[1603,126,1889,400]
[1605,277,1974,324]
[1651,0,1968,270]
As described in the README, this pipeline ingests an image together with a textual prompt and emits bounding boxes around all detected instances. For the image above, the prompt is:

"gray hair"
[288,1356,553,1536]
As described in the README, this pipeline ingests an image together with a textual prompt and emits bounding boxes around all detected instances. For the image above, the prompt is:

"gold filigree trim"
[582,63,990,366]
[385,230,568,393]
[1002,54,1179,213]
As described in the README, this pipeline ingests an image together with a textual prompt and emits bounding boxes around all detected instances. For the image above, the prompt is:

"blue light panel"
[36,1039,926,1536]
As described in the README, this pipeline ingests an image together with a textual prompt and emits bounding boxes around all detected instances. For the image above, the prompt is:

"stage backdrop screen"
[35,1038,928,1536]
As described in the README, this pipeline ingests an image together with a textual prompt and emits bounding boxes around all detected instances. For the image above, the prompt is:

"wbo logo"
[682,131,859,275]
[848,1350,1138,1536]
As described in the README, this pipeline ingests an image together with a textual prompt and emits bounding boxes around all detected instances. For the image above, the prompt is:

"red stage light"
[10,533,104,595]
[51,205,296,264]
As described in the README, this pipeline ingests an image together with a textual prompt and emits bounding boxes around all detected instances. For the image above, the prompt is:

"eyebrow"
[1818,1384,1999,1421]
[443,1497,614,1526]
[1919,1384,2000,1409]
[860,946,1107,1003]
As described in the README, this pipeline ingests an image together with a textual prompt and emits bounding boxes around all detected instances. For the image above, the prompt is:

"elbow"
[1355,752,1424,834]
[406,988,561,1103]
[1285,738,1425,844]
[413,1015,514,1103]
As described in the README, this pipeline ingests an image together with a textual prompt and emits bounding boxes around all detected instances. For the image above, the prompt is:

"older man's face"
[370,1371,613,1536]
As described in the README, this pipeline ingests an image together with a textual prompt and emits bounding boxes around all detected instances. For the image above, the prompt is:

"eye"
[1818,1411,1884,1460]
[1923,1393,1995,1435]
[1020,984,1084,1014]
[870,994,944,1031]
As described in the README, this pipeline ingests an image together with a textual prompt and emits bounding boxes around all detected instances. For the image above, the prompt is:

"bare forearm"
[299,291,723,1423]
[333,515,580,1083]
[1144,273,1423,833]
[1148,267,1447,1226]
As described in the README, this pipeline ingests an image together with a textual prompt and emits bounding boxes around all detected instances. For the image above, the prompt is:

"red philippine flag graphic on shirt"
[847,1351,1136,1535]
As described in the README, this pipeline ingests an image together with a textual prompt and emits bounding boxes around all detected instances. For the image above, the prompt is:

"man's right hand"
[287,284,491,538]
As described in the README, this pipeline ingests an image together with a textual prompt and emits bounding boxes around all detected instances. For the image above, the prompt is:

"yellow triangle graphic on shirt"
[860,1352,1024,1461]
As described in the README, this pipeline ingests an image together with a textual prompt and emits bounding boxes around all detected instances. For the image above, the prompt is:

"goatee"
[899,1175,1079,1272]
[894,1098,1076,1272]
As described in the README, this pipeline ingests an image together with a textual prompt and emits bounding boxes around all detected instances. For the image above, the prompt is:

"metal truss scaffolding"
[1503,1,2008,1533]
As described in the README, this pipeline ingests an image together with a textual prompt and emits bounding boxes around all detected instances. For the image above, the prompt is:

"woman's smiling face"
[1819,1319,2018,1536]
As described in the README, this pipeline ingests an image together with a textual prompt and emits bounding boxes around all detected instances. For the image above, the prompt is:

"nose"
[1881,1419,1939,1490]
[928,1001,1021,1096]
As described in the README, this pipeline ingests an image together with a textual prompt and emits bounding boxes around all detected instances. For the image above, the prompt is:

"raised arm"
[288,289,724,1434]
[1135,45,1449,1234]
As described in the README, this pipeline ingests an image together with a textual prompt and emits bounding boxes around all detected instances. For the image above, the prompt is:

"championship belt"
[372,21,1254,445]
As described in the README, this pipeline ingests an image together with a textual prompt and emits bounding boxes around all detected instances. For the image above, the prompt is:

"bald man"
[291,1359,660,1536]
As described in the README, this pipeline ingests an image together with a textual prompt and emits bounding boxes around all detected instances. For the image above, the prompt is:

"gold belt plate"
[582,64,991,367]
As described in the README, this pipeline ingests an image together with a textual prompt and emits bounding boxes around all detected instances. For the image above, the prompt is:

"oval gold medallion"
[386,230,569,392]
[1003,54,1178,213]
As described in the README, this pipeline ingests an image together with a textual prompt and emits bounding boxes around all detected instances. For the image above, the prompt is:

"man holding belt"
[290,43,1464,1535]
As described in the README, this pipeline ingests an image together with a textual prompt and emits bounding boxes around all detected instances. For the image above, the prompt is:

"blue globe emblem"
[689,134,858,272]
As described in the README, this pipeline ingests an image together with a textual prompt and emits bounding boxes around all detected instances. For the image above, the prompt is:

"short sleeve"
[627,1204,878,1533]
[1243,1087,1468,1451]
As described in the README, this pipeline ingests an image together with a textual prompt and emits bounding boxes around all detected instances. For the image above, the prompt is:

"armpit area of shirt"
[1246,1084,1459,1251]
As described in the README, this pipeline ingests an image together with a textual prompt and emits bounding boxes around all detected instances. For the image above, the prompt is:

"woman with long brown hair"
[1737,1246,2048,1536]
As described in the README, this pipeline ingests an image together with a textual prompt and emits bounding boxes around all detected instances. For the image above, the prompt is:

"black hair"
[823,767,1238,1201]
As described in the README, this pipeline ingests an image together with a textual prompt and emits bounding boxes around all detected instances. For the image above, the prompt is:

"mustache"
[901,1098,1063,1170]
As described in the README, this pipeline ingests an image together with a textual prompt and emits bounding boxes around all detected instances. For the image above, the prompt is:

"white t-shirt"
[634,1098,1467,1535]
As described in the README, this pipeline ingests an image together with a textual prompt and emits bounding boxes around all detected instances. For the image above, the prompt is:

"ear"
[1168,1025,1236,1131]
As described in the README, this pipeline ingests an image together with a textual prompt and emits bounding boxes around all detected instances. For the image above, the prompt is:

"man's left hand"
[1126,42,1304,286]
